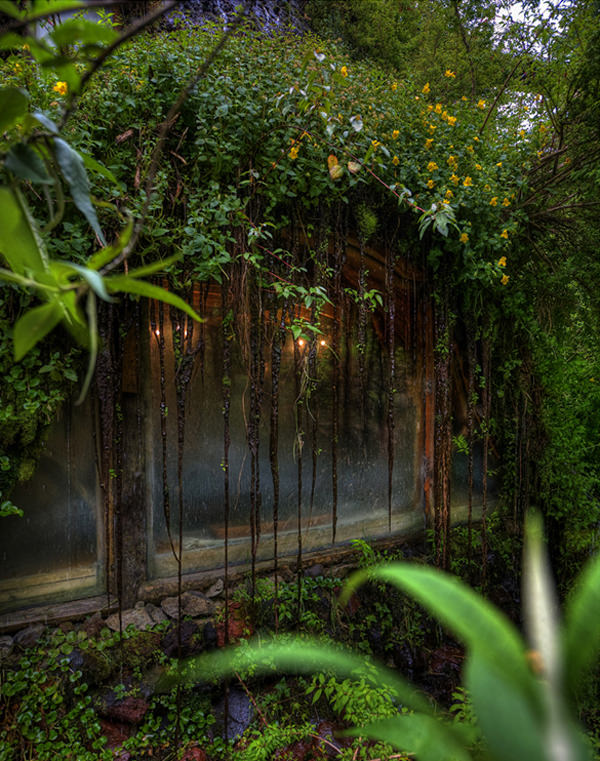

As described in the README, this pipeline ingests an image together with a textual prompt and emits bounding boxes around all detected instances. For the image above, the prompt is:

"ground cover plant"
[1,1,600,759]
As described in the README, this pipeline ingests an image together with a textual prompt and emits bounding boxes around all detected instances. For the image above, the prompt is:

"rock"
[146,603,167,625]
[82,612,105,638]
[100,695,150,725]
[0,635,14,659]
[216,602,252,647]
[13,623,45,650]
[161,592,215,619]
[205,578,224,598]
[213,688,253,740]
[203,621,218,649]
[121,630,163,668]
[161,620,202,658]
[134,600,146,610]
[105,607,154,632]
[305,563,324,578]
[67,646,113,684]
[99,718,132,749]
[58,621,74,634]
[181,745,208,761]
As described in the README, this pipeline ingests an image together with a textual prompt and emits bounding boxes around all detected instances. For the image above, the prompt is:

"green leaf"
[0,87,29,132]
[465,649,546,761]
[49,261,114,303]
[0,186,49,276]
[53,138,106,245]
[79,152,120,189]
[30,0,83,16]
[125,253,182,280]
[87,219,134,271]
[343,564,532,696]
[345,714,473,761]
[5,143,53,184]
[105,277,203,323]
[32,111,59,134]
[0,1,22,19]
[164,637,433,716]
[13,301,63,361]
[50,17,118,48]
[563,552,600,692]
[76,292,98,405]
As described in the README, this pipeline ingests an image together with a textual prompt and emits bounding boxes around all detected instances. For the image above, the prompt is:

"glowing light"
[298,338,305,347]
[154,329,160,336]
[320,340,326,346]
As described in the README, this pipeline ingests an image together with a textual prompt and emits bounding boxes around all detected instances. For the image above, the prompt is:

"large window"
[147,285,425,578]
[0,399,102,613]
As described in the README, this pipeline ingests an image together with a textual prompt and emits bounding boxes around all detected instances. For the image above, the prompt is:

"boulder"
[161,592,214,619]
[13,623,45,650]
[105,607,154,632]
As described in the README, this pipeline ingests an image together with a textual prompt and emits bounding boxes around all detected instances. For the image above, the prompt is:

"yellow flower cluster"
[391,81,398,91]
[498,256,507,267]
[53,81,68,95]
[460,232,469,243]
[425,138,434,149]
[392,129,400,139]
[427,161,438,172]
[392,155,399,166]
[289,145,299,160]
[427,179,435,189]
[422,82,430,94]
[501,274,510,286]
[445,69,456,78]
[463,176,473,187]
[340,66,348,77]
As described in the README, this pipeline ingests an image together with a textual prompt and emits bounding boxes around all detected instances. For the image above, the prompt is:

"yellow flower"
[427,104,434,112]
[447,115,457,126]
[490,197,498,206]
[460,232,469,243]
[422,82,430,94]
[502,197,510,207]
[53,81,68,95]
[484,184,491,192]
[461,95,468,101]
[441,110,448,120]
[473,136,479,141]
[429,124,436,133]
[427,161,438,172]
[475,163,482,170]
[340,66,348,77]
[450,173,460,185]
[496,162,503,168]
[289,146,299,160]
[501,274,510,285]
[425,138,434,149]
[434,103,442,114]
[391,81,398,91]
[390,155,399,166]
[392,129,400,139]
[371,140,380,148]
[447,155,457,166]
[463,176,473,187]
[445,69,456,78]
[500,229,509,239]
[427,179,435,189]
[445,189,454,198]
[498,256,507,267]
[519,129,526,138]
[477,99,486,109]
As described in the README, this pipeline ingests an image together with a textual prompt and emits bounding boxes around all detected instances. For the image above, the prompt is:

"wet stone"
[161,592,215,619]
[0,635,14,659]
[105,607,154,632]
[204,578,224,598]
[213,687,253,740]
[145,603,167,625]
[13,623,46,650]
[82,611,105,638]
[305,563,324,578]
[100,695,150,725]
[161,619,202,658]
